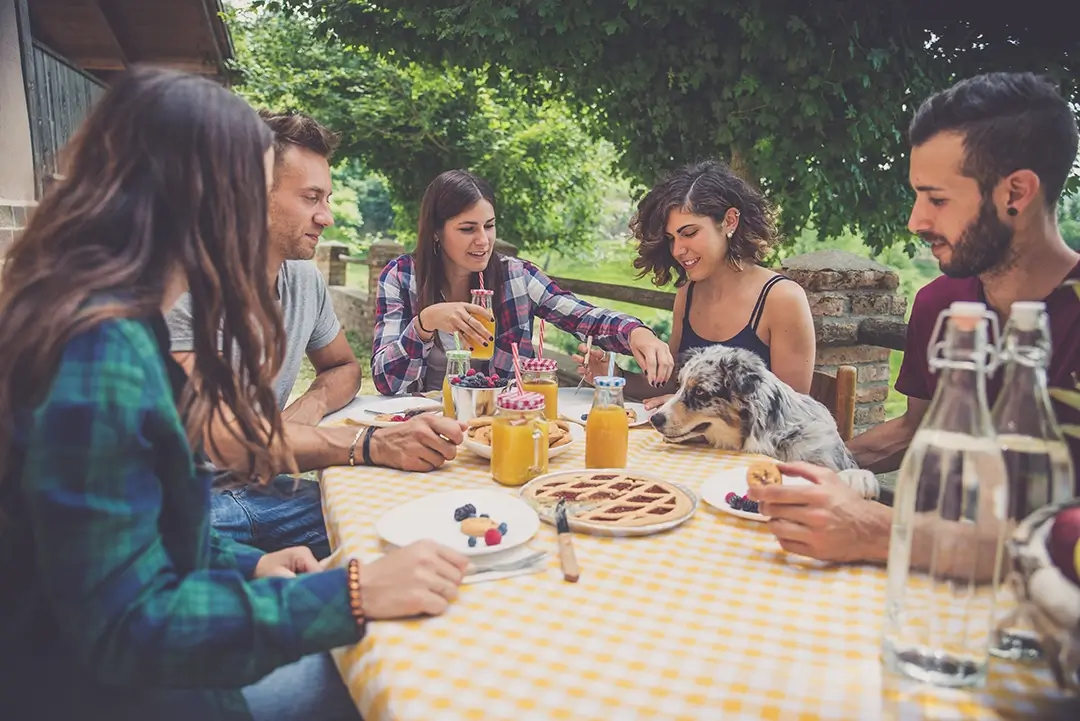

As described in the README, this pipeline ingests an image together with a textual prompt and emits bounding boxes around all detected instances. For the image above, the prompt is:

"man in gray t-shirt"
[168,259,342,410]
[166,111,465,559]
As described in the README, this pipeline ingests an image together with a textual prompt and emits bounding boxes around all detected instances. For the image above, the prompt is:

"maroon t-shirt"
[895,261,1080,495]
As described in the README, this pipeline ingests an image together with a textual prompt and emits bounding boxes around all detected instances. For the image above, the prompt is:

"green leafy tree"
[263,0,1078,254]
[1060,192,1080,251]
[229,7,625,252]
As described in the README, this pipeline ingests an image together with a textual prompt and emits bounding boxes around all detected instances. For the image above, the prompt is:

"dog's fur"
[651,346,859,471]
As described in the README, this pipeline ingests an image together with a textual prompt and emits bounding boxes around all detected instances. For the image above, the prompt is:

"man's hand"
[254,547,321,579]
[747,461,891,563]
[360,540,470,618]
[369,414,467,472]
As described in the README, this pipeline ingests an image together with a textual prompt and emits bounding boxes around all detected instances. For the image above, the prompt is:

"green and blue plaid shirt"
[0,314,361,720]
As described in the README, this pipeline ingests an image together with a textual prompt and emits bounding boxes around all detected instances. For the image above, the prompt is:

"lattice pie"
[521,473,693,527]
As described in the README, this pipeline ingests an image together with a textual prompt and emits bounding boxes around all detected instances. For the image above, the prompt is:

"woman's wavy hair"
[413,169,506,322]
[631,160,780,287]
[0,67,292,518]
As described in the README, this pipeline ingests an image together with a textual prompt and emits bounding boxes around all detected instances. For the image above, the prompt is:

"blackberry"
[454,504,477,522]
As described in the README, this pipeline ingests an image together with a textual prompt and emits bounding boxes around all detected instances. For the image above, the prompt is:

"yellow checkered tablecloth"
[319,424,1074,721]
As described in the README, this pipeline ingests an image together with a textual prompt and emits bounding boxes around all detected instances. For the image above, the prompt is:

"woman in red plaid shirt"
[372,169,674,395]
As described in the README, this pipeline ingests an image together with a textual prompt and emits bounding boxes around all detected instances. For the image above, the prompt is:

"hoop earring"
[433,241,440,256]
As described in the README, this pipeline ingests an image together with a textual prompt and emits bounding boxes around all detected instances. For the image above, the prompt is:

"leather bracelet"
[347,427,365,467]
[346,558,365,627]
[362,426,376,466]
[416,310,433,335]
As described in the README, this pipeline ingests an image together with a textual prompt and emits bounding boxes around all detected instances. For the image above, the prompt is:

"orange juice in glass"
[585,376,629,469]
[442,349,473,418]
[468,288,496,361]
[491,392,549,486]
[520,357,559,419]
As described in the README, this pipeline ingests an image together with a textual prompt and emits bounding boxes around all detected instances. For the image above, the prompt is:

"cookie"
[746,462,782,488]
[625,408,638,423]
[460,517,498,537]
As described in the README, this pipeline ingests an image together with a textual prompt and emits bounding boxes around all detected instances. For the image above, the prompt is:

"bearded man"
[750,72,1080,563]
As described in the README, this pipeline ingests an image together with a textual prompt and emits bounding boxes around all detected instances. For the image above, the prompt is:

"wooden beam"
[548,276,676,311]
[74,56,219,74]
[91,0,133,67]
[857,318,907,352]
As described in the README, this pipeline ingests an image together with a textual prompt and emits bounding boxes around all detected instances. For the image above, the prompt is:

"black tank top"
[678,275,791,369]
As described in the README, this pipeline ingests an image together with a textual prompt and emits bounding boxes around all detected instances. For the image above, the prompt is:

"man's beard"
[922,197,1014,278]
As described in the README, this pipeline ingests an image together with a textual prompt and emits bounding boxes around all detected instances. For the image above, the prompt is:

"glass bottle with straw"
[443,332,472,419]
[521,320,559,419]
[469,272,496,362]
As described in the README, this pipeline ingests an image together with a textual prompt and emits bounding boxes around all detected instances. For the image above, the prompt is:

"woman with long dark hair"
[578,160,816,405]
[372,169,674,394]
[0,68,466,721]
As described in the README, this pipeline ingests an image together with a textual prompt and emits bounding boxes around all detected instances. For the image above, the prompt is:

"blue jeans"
[242,652,361,721]
[211,474,331,560]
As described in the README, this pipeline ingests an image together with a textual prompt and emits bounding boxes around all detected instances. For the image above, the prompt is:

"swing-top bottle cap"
[1009,301,1045,332]
[948,301,987,317]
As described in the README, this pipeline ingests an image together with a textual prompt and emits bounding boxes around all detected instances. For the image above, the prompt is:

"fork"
[466,550,548,576]
[574,335,594,395]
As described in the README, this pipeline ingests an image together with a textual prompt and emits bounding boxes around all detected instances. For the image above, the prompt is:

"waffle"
[467,417,572,448]
[522,473,693,527]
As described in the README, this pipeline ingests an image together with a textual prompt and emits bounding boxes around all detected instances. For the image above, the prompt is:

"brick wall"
[780,250,906,436]
[0,201,33,256]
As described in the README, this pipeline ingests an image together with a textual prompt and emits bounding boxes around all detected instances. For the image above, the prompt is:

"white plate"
[339,396,443,428]
[518,468,698,537]
[560,401,654,428]
[375,489,541,556]
[463,422,585,460]
[700,465,811,522]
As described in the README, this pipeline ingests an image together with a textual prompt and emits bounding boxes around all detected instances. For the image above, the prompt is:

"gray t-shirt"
[166,260,342,409]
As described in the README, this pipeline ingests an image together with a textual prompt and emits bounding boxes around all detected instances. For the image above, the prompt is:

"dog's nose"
[650,412,666,429]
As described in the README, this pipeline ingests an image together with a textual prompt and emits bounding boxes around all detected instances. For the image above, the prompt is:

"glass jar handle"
[530,421,544,473]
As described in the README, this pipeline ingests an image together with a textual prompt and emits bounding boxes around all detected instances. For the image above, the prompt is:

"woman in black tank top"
[577,160,816,406]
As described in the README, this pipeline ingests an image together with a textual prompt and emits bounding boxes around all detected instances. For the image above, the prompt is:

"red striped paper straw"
[510,342,525,390]
[537,319,545,360]
[477,271,485,291]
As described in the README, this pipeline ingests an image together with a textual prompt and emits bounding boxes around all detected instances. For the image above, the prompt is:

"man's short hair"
[909,72,1078,206]
[258,109,340,163]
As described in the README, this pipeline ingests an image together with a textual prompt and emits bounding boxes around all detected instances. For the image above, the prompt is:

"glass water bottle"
[882,301,1009,688]
[990,301,1075,660]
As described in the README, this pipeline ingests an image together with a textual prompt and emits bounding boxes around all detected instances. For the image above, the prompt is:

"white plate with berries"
[560,400,654,428]
[357,396,443,427]
[375,489,541,556]
[700,465,810,522]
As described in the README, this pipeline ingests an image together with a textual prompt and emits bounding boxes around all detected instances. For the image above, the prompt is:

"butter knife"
[555,498,580,583]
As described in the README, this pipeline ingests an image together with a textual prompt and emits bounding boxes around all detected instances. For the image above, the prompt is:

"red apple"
[1047,506,1080,586]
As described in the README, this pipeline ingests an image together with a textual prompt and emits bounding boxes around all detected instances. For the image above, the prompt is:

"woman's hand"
[416,302,493,349]
[358,540,470,619]
[629,327,675,387]
[254,547,321,579]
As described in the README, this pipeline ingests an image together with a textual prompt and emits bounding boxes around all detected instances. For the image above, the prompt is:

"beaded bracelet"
[346,558,365,627]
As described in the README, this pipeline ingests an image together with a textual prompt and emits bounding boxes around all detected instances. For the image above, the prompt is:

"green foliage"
[266,0,1079,254]
[230,6,625,252]
[1060,191,1080,252]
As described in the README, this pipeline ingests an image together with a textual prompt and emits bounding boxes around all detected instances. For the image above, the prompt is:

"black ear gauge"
[1007,206,1018,217]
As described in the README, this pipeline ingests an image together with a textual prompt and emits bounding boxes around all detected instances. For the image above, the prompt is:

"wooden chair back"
[809,365,857,442]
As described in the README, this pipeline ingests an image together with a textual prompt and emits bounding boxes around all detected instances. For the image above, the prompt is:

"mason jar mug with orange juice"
[491,392,549,486]
[520,357,559,419]
[469,288,496,361]
[585,376,629,469]
[442,349,473,418]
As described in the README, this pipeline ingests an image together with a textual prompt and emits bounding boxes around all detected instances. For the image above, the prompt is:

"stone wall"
[0,201,33,257]
[780,250,906,436]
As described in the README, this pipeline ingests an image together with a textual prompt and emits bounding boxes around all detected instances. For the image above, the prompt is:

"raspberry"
[484,528,502,546]
[724,492,737,504]
[450,375,461,384]
[490,374,501,383]
[466,369,477,377]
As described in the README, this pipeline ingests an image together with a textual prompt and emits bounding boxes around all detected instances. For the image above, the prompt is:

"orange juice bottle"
[585,376,629,469]
[520,357,559,420]
[468,288,496,361]
[491,392,549,486]
[442,349,473,419]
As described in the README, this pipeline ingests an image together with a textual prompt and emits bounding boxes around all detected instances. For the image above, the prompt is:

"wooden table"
[318,391,1075,720]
